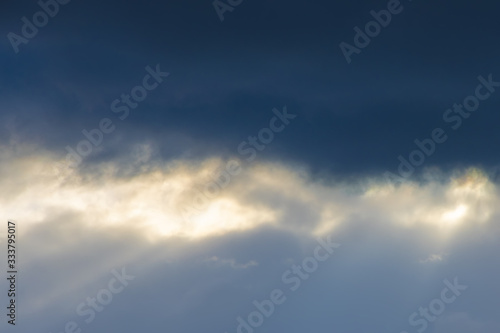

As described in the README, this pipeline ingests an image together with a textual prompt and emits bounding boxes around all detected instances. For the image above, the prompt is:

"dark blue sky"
[1,0,500,178]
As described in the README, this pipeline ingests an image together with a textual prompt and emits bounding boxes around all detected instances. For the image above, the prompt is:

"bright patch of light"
[441,204,468,225]
[187,198,276,238]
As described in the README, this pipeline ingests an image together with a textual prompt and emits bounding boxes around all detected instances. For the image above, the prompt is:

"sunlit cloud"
[2,144,499,244]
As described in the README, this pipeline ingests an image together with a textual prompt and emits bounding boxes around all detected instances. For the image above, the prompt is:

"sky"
[0,0,500,332]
